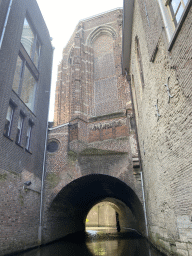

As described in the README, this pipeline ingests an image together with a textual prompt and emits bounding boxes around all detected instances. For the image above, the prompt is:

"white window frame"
[4,101,16,138]
[15,112,25,145]
[165,0,189,26]
[157,0,191,48]
[25,120,34,152]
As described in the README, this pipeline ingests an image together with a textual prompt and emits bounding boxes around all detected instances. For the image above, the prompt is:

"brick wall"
[44,8,145,246]
[129,0,192,255]
[54,9,129,126]
[0,0,53,254]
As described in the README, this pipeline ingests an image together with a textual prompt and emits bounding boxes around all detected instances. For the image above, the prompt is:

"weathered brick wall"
[0,0,53,254]
[0,168,41,255]
[54,9,129,125]
[130,0,192,255]
[44,8,145,246]
[88,117,128,143]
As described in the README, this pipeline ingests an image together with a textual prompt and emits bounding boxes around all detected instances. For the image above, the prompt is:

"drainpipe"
[0,0,13,50]
[38,45,55,244]
[140,171,149,237]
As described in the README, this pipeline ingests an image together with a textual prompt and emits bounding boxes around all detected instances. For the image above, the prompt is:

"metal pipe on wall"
[140,171,149,237]
[38,45,55,244]
[0,0,13,50]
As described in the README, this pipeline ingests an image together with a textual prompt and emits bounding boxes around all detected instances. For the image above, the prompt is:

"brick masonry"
[2,1,191,254]
[43,9,144,244]
[0,0,53,255]
[128,0,192,255]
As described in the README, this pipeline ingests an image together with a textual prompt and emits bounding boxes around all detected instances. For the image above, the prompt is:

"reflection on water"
[14,228,166,256]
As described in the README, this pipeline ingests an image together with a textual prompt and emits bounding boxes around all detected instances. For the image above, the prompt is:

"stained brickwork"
[0,0,53,255]
[128,0,192,255]
[44,9,144,245]
[54,9,129,125]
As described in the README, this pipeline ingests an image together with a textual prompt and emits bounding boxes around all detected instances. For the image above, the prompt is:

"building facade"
[123,0,192,255]
[43,8,145,245]
[0,0,53,255]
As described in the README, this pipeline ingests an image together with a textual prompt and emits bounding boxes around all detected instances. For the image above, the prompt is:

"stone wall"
[129,0,192,255]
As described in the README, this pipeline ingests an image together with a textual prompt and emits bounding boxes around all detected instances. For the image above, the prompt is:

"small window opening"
[4,102,16,138]
[25,120,34,151]
[15,112,25,145]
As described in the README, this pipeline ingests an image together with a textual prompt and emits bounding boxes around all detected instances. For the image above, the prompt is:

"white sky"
[36,0,123,121]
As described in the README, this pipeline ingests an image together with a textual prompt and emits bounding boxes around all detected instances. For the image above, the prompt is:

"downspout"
[0,0,13,50]
[38,45,55,244]
[140,171,149,237]
[125,70,149,237]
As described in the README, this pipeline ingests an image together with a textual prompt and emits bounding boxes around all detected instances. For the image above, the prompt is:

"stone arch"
[86,25,117,46]
[43,174,146,243]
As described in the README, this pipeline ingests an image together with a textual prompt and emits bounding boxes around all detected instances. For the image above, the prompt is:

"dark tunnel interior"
[43,174,146,243]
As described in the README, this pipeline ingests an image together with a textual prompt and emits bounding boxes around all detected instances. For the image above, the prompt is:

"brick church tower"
[47,8,141,187]
[44,9,142,242]
[54,8,129,125]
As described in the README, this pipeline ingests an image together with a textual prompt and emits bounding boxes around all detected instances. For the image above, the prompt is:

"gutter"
[0,0,13,50]
[38,45,55,244]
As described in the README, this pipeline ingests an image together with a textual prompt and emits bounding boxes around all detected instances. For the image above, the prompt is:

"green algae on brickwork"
[0,173,7,181]
[68,150,78,162]
[80,148,127,156]
[46,172,60,188]
[19,191,24,206]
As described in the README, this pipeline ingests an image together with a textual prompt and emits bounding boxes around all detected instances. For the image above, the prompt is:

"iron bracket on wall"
[165,76,174,103]
[155,99,161,121]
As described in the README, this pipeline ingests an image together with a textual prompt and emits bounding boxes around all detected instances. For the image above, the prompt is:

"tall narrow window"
[135,36,145,89]
[15,112,25,145]
[25,120,33,151]
[4,103,15,138]
[12,17,40,112]
[21,18,41,67]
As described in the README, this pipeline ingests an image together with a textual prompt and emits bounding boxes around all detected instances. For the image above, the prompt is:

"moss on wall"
[46,172,60,188]
[0,173,7,181]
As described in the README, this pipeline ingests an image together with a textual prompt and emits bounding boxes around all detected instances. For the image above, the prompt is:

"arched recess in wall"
[86,26,120,117]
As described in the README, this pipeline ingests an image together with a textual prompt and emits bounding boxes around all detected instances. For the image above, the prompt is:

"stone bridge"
[42,112,146,244]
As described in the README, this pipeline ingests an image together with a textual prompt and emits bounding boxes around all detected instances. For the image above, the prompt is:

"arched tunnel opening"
[43,174,146,243]
[85,198,139,234]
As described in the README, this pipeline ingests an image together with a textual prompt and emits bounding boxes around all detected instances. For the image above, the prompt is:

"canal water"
[13,228,166,256]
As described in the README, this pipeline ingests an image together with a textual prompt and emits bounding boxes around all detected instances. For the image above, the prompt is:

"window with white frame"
[25,120,33,151]
[4,102,16,138]
[15,112,25,145]
[165,0,189,26]
[12,17,40,112]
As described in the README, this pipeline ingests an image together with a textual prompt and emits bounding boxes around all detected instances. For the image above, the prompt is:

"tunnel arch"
[44,174,146,243]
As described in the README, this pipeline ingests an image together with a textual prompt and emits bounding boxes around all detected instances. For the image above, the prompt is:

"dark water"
[13,228,165,256]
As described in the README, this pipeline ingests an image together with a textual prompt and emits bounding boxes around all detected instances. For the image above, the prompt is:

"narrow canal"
[13,228,166,256]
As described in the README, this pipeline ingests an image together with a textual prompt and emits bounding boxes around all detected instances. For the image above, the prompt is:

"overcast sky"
[36,0,123,121]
